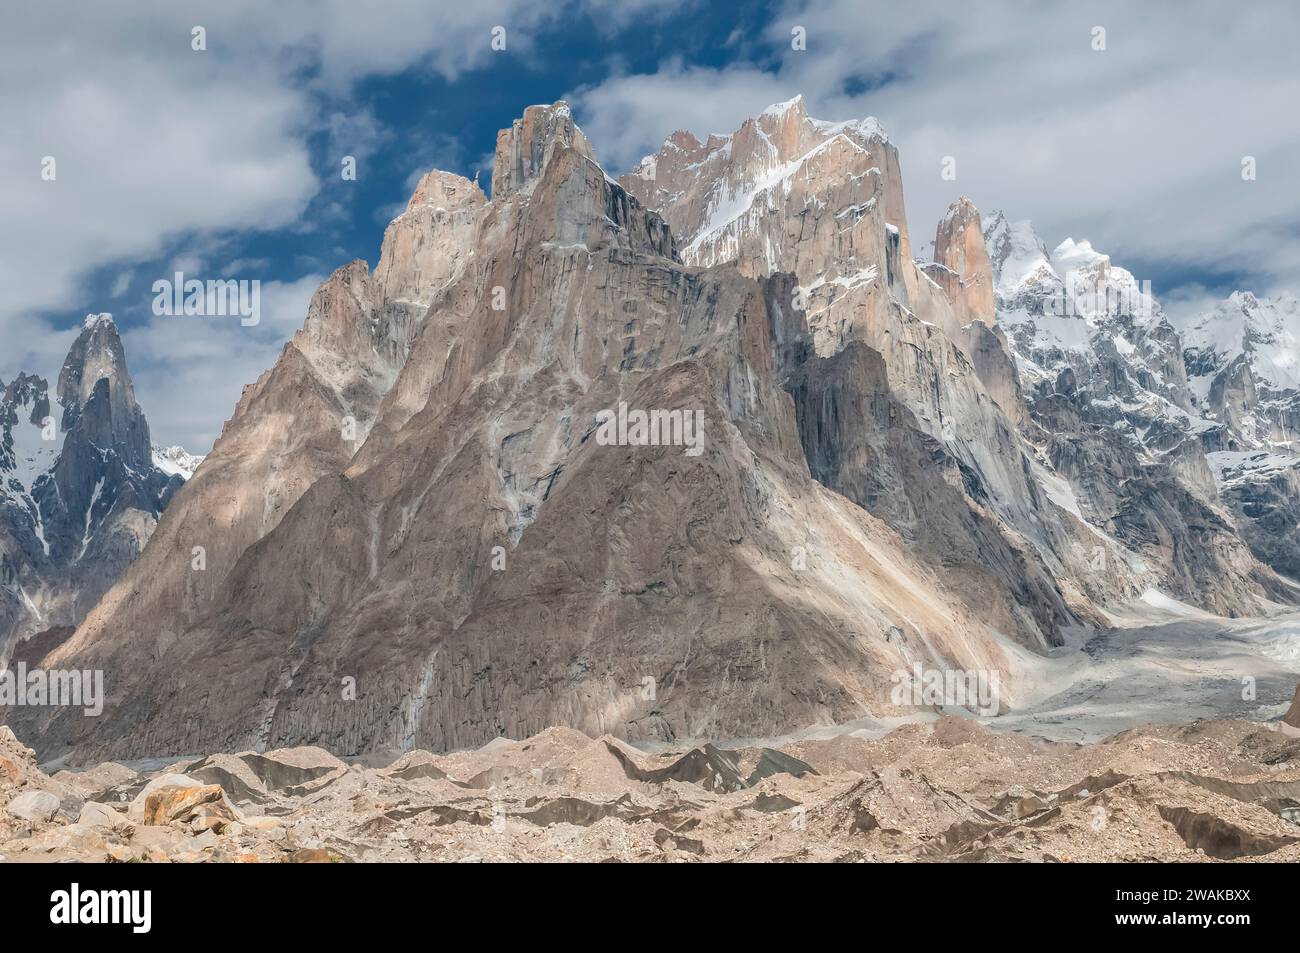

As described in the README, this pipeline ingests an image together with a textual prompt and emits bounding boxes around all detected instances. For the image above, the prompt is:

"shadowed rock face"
[9,99,1296,763]
[1285,686,1300,730]
[787,342,1076,646]
[0,316,180,662]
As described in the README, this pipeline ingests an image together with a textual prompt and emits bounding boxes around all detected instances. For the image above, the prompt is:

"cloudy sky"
[4,0,1297,452]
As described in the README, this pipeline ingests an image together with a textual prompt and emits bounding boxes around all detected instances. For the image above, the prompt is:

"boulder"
[127,772,204,823]
[141,783,227,826]
[37,823,110,856]
[187,800,239,834]
[284,847,341,863]
[77,800,125,828]
[7,789,60,824]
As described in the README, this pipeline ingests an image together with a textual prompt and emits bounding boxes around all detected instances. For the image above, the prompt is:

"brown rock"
[0,754,22,786]
[142,783,224,826]
[188,801,238,834]
[932,196,996,327]
[128,773,203,823]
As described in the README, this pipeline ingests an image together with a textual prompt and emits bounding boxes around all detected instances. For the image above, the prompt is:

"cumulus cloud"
[121,274,326,451]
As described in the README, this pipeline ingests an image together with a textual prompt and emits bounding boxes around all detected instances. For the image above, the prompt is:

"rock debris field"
[4,710,1300,863]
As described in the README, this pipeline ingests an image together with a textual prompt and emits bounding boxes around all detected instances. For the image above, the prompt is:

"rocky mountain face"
[624,99,1130,641]
[10,98,1297,763]
[1182,292,1300,447]
[13,168,488,748]
[0,315,185,663]
[982,214,1299,603]
[1172,292,1300,577]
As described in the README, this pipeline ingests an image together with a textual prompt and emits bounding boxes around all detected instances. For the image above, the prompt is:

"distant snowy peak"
[151,444,204,481]
[982,211,1057,298]
[1180,291,1300,392]
[0,373,57,495]
[982,213,1157,324]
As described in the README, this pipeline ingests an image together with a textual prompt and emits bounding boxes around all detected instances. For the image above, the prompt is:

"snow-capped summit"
[82,312,116,331]
[982,212,1058,299]
[1049,238,1157,325]
[151,444,204,480]
[1176,291,1300,448]
[620,95,904,283]
[1180,291,1300,393]
[761,94,805,117]
[985,212,1199,477]
[983,215,1157,325]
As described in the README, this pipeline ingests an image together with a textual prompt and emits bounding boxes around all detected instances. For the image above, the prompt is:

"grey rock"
[7,789,60,824]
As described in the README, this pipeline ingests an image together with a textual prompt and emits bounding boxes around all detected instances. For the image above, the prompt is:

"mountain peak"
[81,312,116,332]
[1050,237,1108,274]
[940,195,981,224]
[760,94,807,119]
[60,313,132,415]
[934,197,996,326]
[404,169,486,214]
[57,310,150,467]
[491,101,595,199]
[982,213,1053,297]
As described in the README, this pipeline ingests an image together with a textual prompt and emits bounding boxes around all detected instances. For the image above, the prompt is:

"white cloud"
[569,60,791,170]
[122,274,326,452]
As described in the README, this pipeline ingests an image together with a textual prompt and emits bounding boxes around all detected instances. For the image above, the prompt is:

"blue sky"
[4,1,1298,451]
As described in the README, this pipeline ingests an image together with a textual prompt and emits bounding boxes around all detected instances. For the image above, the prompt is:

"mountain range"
[6,95,1299,763]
